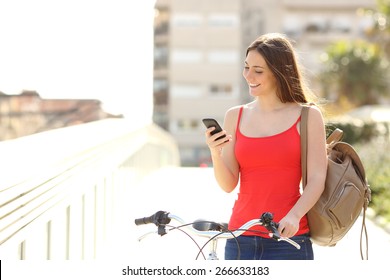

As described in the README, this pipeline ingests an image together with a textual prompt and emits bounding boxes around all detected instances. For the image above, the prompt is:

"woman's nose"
[243,69,254,81]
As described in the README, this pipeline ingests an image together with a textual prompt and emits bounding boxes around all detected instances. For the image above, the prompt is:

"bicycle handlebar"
[134,210,171,226]
[134,211,300,250]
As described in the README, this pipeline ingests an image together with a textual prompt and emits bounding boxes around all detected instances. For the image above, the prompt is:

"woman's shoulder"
[301,103,325,126]
[223,106,241,129]
[301,103,324,117]
[225,101,254,116]
[224,103,251,130]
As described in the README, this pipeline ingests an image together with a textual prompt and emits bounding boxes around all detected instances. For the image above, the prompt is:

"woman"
[205,33,327,260]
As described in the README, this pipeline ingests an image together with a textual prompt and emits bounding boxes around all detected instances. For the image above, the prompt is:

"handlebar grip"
[134,211,171,226]
[134,216,154,225]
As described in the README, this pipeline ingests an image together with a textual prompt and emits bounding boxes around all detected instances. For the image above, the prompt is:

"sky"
[0,0,156,121]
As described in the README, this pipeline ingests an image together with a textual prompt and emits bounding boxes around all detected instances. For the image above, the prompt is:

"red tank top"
[228,106,309,237]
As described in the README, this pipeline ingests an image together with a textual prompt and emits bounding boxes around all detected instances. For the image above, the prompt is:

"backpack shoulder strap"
[300,105,344,187]
[300,105,310,189]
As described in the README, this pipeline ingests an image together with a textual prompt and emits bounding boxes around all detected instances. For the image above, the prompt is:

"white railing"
[0,119,180,260]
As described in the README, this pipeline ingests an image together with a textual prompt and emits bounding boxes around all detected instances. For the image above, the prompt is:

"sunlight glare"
[0,0,156,123]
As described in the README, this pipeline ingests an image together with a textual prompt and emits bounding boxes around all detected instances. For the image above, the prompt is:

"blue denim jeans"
[224,234,314,260]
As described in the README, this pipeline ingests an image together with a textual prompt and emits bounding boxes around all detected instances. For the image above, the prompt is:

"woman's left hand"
[278,214,300,238]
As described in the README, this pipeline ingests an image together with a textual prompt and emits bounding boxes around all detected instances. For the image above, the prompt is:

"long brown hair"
[246,33,312,104]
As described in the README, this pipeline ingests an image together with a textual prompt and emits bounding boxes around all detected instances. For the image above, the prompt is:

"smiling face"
[243,50,278,98]
[244,33,309,104]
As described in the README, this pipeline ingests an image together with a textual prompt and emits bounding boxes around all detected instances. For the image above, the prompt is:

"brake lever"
[279,236,301,250]
[137,231,157,242]
[261,212,301,250]
[260,212,279,236]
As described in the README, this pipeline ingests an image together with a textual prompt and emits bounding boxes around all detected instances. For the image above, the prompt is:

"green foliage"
[355,136,390,222]
[373,0,390,32]
[362,0,390,59]
[318,0,390,223]
[325,120,390,145]
[320,40,389,105]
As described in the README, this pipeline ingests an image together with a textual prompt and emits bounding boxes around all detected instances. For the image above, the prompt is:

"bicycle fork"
[207,239,219,260]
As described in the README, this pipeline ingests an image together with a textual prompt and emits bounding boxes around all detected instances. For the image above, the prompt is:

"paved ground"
[113,167,390,262]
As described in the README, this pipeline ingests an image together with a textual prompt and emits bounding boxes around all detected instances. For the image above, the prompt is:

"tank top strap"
[295,115,302,125]
[236,106,244,133]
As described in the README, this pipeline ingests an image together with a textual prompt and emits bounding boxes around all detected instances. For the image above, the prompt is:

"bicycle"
[134,210,301,260]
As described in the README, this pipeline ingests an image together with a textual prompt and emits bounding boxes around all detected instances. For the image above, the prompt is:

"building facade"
[153,0,375,166]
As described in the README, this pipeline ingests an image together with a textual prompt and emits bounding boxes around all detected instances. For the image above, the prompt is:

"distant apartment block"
[153,0,375,166]
[0,90,120,141]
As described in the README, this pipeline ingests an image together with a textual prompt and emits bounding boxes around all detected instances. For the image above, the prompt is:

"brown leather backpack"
[300,105,371,259]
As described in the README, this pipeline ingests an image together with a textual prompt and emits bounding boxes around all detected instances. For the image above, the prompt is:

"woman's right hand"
[205,127,232,156]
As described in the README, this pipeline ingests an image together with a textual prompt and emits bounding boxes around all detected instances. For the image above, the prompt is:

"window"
[305,17,328,33]
[154,46,168,68]
[209,84,235,97]
[171,84,202,98]
[171,49,203,63]
[177,119,199,130]
[172,14,202,27]
[154,78,168,92]
[170,119,200,133]
[154,46,168,59]
[154,7,170,35]
[330,17,351,33]
[208,14,239,27]
[282,16,302,37]
[207,50,239,64]
[153,91,168,106]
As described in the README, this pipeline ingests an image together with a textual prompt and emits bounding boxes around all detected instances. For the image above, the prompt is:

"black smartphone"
[202,118,226,141]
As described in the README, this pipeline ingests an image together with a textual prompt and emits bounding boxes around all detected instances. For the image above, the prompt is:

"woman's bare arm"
[279,105,327,237]
[205,107,240,193]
